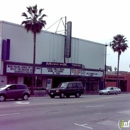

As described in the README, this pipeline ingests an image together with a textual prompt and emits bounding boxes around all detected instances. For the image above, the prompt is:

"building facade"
[0,21,106,92]
[106,72,130,92]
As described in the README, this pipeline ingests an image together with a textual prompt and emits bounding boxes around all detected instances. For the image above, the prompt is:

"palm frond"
[22,12,28,18]
[39,9,43,15]
[110,34,128,55]
[40,14,47,19]
[27,6,32,15]
[21,5,47,34]
[32,5,37,14]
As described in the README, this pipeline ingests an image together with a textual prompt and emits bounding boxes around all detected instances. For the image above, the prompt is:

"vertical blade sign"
[65,21,72,58]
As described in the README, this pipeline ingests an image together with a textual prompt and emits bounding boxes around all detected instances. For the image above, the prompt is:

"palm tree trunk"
[116,53,120,88]
[31,32,36,95]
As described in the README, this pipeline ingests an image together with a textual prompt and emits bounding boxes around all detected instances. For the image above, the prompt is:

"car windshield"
[104,87,112,90]
[58,83,68,88]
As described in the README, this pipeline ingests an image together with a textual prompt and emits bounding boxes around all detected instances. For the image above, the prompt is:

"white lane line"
[85,105,104,108]
[0,113,20,117]
[95,113,103,115]
[74,123,93,129]
[15,101,30,105]
[117,110,130,115]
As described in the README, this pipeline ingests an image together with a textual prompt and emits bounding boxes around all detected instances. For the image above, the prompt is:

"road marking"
[98,120,117,127]
[85,105,104,108]
[0,113,20,117]
[74,123,93,129]
[15,101,30,105]
[118,110,130,115]
[95,113,103,114]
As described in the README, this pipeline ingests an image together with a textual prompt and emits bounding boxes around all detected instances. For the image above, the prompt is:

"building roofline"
[0,20,104,46]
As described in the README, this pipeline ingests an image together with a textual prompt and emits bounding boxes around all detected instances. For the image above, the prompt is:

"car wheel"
[115,92,118,95]
[50,95,55,98]
[107,92,110,95]
[75,92,80,98]
[0,95,6,101]
[14,98,18,101]
[22,94,29,100]
[60,93,65,98]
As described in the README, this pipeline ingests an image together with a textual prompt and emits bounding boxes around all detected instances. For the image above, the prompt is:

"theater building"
[0,21,106,92]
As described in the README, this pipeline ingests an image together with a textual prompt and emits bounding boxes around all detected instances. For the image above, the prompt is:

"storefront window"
[7,76,17,84]
[36,76,43,89]
[24,77,32,89]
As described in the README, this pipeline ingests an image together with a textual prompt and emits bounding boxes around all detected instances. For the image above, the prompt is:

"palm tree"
[21,5,47,95]
[114,67,117,72]
[110,34,128,88]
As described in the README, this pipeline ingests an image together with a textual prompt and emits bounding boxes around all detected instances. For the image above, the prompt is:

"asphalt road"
[0,94,130,130]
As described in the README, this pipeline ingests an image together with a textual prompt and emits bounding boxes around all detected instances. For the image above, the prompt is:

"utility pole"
[104,44,108,88]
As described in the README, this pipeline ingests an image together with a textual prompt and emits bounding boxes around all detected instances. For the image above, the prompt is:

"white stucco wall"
[66,38,105,69]
[1,21,105,70]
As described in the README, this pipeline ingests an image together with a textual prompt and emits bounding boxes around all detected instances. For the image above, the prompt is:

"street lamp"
[104,44,108,88]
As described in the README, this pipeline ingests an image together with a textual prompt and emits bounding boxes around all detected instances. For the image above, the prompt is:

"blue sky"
[0,0,130,71]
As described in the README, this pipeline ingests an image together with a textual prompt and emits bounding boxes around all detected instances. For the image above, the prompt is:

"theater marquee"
[5,64,41,74]
[42,68,70,75]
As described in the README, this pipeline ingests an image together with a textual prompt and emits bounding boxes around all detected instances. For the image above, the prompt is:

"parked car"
[115,87,121,94]
[48,81,84,98]
[0,84,30,101]
[99,86,120,95]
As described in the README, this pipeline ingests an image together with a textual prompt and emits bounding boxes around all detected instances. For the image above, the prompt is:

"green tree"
[109,66,112,71]
[21,5,47,95]
[114,67,117,72]
[110,34,128,88]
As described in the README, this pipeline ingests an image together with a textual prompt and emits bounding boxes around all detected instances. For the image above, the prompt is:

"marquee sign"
[71,69,82,75]
[4,62,103,78]
[85,71,103,77]
[6,64,41,74]
[42,62,83,68]
[42,67,70,75]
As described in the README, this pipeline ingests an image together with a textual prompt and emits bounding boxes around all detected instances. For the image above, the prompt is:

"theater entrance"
[52,77,75,88]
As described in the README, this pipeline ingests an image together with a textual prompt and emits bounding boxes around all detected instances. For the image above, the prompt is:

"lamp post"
[104,44,108,88]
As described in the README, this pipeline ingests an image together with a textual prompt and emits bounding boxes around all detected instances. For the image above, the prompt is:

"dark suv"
[0,84,30,101]
[48,81,84,98]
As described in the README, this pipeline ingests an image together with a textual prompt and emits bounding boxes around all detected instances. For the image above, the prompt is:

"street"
[0,94,130,130]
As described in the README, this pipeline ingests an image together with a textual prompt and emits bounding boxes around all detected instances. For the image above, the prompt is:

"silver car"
[0,84,30,101]
[99,87,119,95]
[115,87,121,94]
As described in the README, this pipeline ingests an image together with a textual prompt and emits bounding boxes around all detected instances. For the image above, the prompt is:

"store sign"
[71,69,81,75]
[42,62,82,68]
[35,67,41,74]
[6,64,41,74]
[85,71,103,77]
[65,21,72,58]
[42,62,67,67]
[42,68,70,75]
[82,70,85,76]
